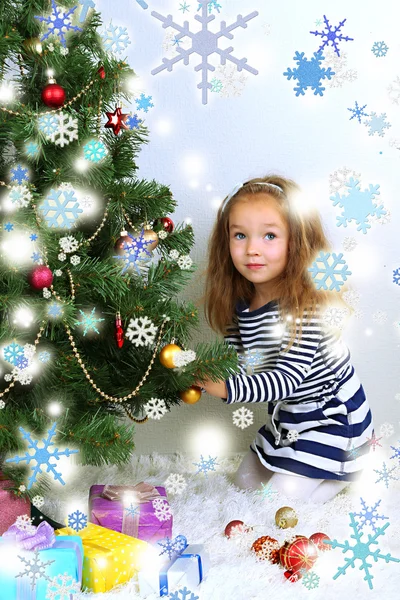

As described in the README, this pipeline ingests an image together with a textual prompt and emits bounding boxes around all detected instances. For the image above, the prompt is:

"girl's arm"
[194,378,228,398]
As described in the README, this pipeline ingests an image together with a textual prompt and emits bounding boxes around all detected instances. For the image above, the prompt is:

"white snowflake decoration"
[158,230,168,240]
[232,406,254,429]
[329,167,361,195]
[372,310,387,324]
[322,306,349,329]
[144,397,168,420]
[79,195,93,209]
[48,112,78,147]
[286,430,299,443]
[58,252,67,261]
[12,367,33,385]
[70,255,80,266]
[379,422,394,438]
[0,400,5,409]
[152,498,172,522]
[214,64,248,98]
[324,48,357,88]
[60,46,69,56]
[16,514,36,533]
[45,572,80,600]
[177,255,193,270]
[8,184,32,208]
[125,316,157,346]
[342,236,357,252]
[342,290,360,307]
[18,484,26,492]
[169,249,180,260]
[43,288,51,299]
[172,349,196,367]
[164,473,187,495]
[59,236,79,253]
[387,76,400,105]
[54,269,62,276]
[23,344,36,361]
[32,495,45,508]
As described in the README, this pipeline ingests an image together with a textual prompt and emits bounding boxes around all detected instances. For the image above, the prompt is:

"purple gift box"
[89,482,173,544]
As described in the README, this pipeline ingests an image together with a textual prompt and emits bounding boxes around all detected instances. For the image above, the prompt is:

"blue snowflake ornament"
[374,462,398,489]
[83,139,108,163]
[197,0,222,13]
[167,587,199,600]
[48,303,63,318]
[39,351,51,363]
[39,188,83,229]
[308,251,351,291]
[126,114,143,129]
[309,15,354,57]
[102,23,131,54]
[347,101,368,124]
[158,534,187,561]
[283,51,334,96]
[324,513,400,590]
[3,342,25,366]
[151,1,259,105]
[371,41,389,58]
[353,498,389,533]
[393,268,400,286]
[5,422,79,489]
[25,141,40,158]
[4,222,14,232]
[74,307,104,335]
[10,164,29,184]
[38,114,59,137]
[330,177,385,234]
[364,112,391,137]
[135,93,154,113]
[78,0,95,23]
[390,441,400,462]
[35,0,82,47]
[113,230,154,275]
[193,454,218,477]
[68,509,88,531]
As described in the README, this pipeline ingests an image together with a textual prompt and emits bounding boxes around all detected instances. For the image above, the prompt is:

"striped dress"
[224,299,373,481]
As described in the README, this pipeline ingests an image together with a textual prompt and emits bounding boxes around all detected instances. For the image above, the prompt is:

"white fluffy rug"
[43,453,400,599]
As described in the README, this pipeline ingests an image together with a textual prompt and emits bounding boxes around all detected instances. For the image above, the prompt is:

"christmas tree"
[0,0,237,497]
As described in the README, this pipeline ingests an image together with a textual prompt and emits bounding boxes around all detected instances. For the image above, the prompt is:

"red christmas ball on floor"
[280,537,318,574]
[224,520,250,538]
[41,82,66,109]
[283,570,302,582]
[29,265,53,290]
[309,532,331,552]
[155,217,174,233]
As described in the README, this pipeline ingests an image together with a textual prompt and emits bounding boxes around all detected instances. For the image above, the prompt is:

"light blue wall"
[98,0,400,455]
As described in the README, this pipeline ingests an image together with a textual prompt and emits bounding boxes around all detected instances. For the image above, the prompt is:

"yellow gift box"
[56,522,149,593]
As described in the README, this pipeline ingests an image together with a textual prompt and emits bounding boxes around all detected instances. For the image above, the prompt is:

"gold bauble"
[131,224,159,252]
[23,37,43,55]
[179,385,202,404]
[275,506,298,529]
[159,343,182,368]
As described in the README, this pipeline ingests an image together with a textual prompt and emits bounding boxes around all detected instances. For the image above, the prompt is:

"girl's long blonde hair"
[201,174,353,352]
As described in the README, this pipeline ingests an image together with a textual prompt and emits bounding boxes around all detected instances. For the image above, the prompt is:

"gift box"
[0,521,83,600]
[0,477,31,535]
[56,522,150,593]
[137,540,210,597]
[89,482,173,544]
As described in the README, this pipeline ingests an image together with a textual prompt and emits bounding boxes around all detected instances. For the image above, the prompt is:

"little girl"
[196,175,373,503]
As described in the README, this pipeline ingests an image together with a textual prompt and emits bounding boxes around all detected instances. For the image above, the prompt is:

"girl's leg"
[234,450,275,490]
[267,471,323,500]
[308,479,350,503]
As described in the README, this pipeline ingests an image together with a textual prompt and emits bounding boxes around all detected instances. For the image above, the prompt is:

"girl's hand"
[194,378,228,399]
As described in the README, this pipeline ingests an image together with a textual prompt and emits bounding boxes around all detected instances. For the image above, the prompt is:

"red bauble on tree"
[29,266,53,290]
[115,312,124,349]
[97,66,106,79]
[155,217,174,234]
[104,106,129,135]
[41,78,66,109]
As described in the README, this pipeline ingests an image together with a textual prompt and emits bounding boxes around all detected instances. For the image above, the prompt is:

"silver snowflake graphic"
[151,0,258,104]
[39,188,83,229]
[74,307,104,335]
[5,421,79,489]
[329,166,361,194]
[325,513,400,589]
[17,549,54,591]
[308,251,352,291]
[387,76,400,105]
[46,572,81,599]
[374,462,398,489]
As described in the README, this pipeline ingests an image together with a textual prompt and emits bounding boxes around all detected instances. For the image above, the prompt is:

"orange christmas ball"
[159,343,182,368]
[179,386,202,404]
[251,535,280,563]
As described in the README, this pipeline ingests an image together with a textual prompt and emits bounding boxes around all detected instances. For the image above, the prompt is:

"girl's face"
[228,195,290,300]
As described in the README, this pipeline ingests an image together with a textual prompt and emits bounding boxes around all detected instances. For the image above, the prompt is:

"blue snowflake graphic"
[47,303,63,318]
[136,0,148,8]
[68,509,88,531]
[4,222,14,232]
[256,481,278,502]
[39,188,83,229]
[35,0,82,47]
[353,498,389,533]
[309,15,354,57]
[78,0,95,22]
[113,230,154,275]
[393,268,400,286]
[347,444,360,460]
[390,441,400,461]
[15,355,29,370]
[10,164,29,184]
[308,251,351,291]
[3,342,24,366]
[74,307,104,335]
[126,114,143,129]
[197,0,221,13]
[241,348,264,374]
[102,22,131,54]
[330,177,384,234]
[83,139,108,162]
[210,77,223,93]
[283,51,334,96]
[125,503,140,518]
[39,351,51,363]
[5,422,79,489]
[151,0,259,105]
[179,1,190,12]
[167,587,199,600]
[38,114,59,137]
[324,513,400,590]
[347,101,368,124]
[371,41,389,58]
[31,252,42,263]
[301,570,320,590]
[374,462,398,489]
[158,534,187,560]
[193,454,218,477]
[364,112,391,137]
[25,141,40,158]
[30,233,38,241]
[135,93,154,113]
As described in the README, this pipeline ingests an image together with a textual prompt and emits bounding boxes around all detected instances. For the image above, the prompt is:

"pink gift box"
[89,482,173,544]
[0,479,31,535]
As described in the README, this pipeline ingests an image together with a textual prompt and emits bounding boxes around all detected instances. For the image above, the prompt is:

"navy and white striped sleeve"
[224,323,323,404]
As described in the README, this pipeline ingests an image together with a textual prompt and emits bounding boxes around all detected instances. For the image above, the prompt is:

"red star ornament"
[104,106,129,135]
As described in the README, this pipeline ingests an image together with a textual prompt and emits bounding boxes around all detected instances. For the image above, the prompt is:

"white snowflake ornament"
[126,316,157,346]
[46,572,80,600]
[379,422,394,438]
[32,495,45,509]
[177,255,193,270]
[286,430,299,443]
[15,513,35,533]
[144,398,168,420]
[232,406,254,429]
[58,252,66,261]
[172,349,196,367]
[48,112,78,147]
[168,249,180,260]
[70,255,80,266]
[158,229,168,240]
[43,288,51,299]
[0,400,5,409]
[164,473,187,495]
[59,235,79,253]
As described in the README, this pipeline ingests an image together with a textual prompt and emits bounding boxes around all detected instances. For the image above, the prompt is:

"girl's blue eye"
[233,232,276,240]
